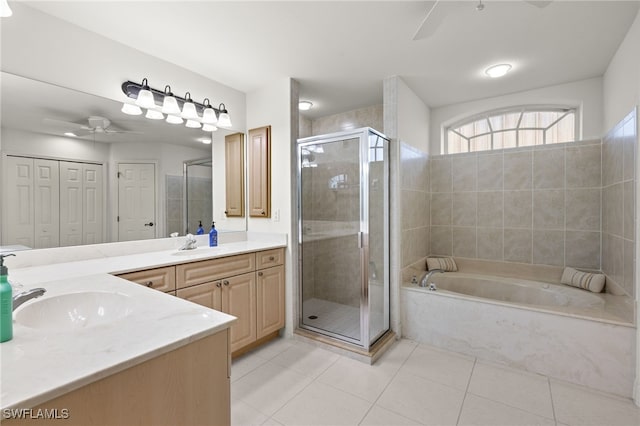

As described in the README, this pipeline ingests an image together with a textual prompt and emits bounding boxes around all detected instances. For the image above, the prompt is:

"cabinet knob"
[216,282,222,288]
[224,210,228,215]
[145,281,153,287]
[223,280,230,286]
[262,211,265,215]
[258,272,263,277]
[268,256,275,261]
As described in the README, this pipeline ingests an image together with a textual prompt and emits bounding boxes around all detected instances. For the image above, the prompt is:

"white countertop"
[1,238,286,410]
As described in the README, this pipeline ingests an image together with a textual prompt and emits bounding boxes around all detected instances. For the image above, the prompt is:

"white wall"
[246,77,294,333]
[603,9,640,132]
[397,78,431,154]
[429,77,604,154]
[0,3,246,133]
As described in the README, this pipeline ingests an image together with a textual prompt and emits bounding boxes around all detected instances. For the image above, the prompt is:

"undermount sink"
[14,291,133,331]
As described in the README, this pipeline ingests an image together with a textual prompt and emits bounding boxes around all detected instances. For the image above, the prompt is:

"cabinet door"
[221,272,256,353]
[256,265,285,339]
[248,125,271,218]
[177,281,222,311]
[2,156,35,247]
[225,132,245,217]
[117,266,176,293]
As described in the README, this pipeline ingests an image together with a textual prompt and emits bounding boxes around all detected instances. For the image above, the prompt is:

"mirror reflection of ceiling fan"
[412,0,553,40]
[43,115,138,138]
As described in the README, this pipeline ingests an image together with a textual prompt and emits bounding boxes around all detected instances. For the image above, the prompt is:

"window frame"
[444,105,579,154]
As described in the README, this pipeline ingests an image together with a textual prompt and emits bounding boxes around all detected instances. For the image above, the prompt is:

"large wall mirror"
[0,72,247,250]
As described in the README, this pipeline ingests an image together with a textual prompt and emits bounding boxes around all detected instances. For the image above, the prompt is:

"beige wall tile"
[533,190,565,229]
[400,143,429,191]
[477,153,504,191]
[532,230,564,266]
[603,183,623,237]
[431,157,452,193]
[431,192,452,226]
[623,181,634,240]
[533,148,565,189]
[452,155,478,192]
[602,135,623,187]
[477,191,503,228]
[565,144,601,189]
[565,189,601,231]
[504,229,532,263]
[477,228,503,261]
[623,239,634,297]
[430,226,452,256]
[453,226,476,258]
[452,192,477,226]
[565,231,600,270]
[622,116,637,181]
[504,150,532,190]
[504,190,532,229]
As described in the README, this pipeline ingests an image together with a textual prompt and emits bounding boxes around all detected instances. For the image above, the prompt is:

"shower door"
[297,128,389,349]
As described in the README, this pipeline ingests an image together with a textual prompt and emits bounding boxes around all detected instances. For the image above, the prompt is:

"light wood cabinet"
[116,248,285,356]
[257,264,285,339]
[7,330,230,426]
[248,125,271,218]
[225,132,245,217]
[117,265,176,293]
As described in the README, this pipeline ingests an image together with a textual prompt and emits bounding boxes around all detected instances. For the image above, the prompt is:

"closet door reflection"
[300,137,362,343]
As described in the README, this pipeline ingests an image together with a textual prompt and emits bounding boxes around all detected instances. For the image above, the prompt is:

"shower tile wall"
[308,104,383,136]
[166,175,184,236]
[186,175,213,234]
[400,143,430,269]
[429,140,603,270]
[602,109,637,296]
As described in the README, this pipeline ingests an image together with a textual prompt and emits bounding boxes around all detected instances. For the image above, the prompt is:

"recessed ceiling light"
[64,132,77,137]
[199,138,212,144]
[485,64,512,78]
[299,101,313,111]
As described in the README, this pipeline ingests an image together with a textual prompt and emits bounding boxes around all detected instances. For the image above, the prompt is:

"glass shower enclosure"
[297,128,389,350]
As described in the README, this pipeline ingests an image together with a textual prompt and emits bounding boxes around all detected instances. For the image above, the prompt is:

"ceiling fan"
[43,115,136,137]
[412,0,553,40]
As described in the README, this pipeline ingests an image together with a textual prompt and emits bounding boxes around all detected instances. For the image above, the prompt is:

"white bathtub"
[401,272,635,397]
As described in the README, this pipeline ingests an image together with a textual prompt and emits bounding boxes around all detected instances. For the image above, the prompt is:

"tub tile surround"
[602,109,637,296]
[428,139,606,274]
[400,143,430,268]
[230,337,640,426]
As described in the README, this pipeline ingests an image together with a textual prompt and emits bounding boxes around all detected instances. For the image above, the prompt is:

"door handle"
[144,222,154,227]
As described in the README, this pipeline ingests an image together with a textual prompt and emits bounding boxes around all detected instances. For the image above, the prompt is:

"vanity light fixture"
[202,123,218,132]
[121,103,143,116]
[166,114,184,125]
[121,79,232,130]
[161,85,180,115]
[134,78,156,109]
[299,101,313,111]
[145,109,164,120]
[185,119,201,129]
[485,63,512,78]
[0,0,13,17]
[217,103,232,128]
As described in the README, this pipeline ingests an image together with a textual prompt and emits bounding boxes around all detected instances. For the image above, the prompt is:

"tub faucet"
[419,269,444,288]
[13,288,46,311]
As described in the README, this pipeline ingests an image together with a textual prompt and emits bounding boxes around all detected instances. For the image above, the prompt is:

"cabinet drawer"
[256,248,284,269]
[176,253,256,289]
[117,266,176,292]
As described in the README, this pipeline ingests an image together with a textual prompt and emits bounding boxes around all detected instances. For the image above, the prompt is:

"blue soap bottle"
[1,254,16,343]
[209,221,218,247]
[196,221,205,235]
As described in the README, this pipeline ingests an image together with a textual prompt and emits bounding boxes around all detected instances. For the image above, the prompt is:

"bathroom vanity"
[1,237,286,425]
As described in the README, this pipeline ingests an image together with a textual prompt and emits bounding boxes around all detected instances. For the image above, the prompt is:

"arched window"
[445,106,577,154]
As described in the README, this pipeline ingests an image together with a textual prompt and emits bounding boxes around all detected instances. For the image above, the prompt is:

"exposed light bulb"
[145,109,164,120]
[121,103,143,115]
[166,114,184,124]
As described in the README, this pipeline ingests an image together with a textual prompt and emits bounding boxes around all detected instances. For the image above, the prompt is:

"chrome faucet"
[419,269,444,288]
[13,288,46,311]
[178,233,198,251]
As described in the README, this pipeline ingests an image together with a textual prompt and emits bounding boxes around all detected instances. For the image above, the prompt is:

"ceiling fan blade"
[42,117,85,130]
[524,0,553,8]
[412,1,466,41]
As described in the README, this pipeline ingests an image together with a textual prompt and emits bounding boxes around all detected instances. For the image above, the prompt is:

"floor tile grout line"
[455,357,477,425]
[548,378,558,424]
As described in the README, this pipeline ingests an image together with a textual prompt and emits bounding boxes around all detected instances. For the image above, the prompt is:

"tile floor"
[231,337,640,426]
